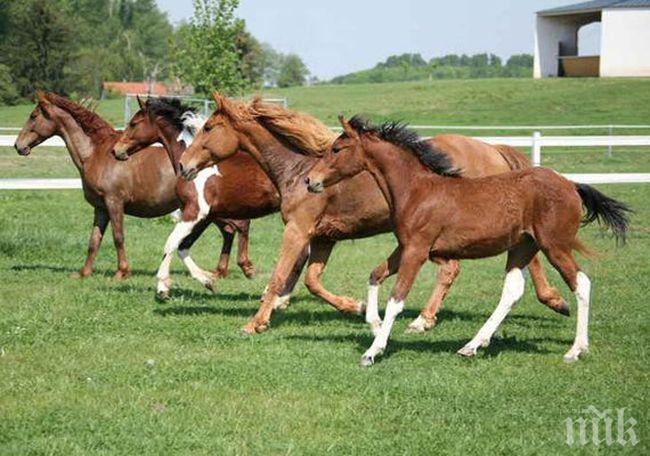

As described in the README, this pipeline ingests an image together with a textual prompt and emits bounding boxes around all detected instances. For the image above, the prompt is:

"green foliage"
[174,0,246,96]
[0,64,20,105]
[331,52,534,84]
[277,54,309,88]
[0,0,72,97]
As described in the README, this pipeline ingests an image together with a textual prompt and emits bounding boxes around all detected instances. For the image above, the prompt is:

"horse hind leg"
[178,218,216,291]
[213,220,235,278]
[458,239,537,357]
[234,220,255,279]
[528,255,569,316]
[542,247,590,362]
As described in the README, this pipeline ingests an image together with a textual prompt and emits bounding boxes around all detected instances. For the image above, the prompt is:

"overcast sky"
[156,0,599,80]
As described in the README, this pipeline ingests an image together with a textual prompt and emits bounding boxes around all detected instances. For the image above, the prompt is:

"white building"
[534,0,650,78]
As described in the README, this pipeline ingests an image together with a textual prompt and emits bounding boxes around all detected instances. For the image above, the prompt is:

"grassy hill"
[1,78,649,132]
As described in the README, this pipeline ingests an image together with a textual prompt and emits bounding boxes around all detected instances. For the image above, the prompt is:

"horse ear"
[35,90,50,105]
[212,92,225,110]
[339,115,358,140]
[136,95,145,109]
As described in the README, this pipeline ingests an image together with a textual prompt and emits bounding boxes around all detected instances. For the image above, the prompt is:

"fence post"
[203,100,209,117]
[532,131,542,166]
[123,95,130,128]
[607,124,613,158]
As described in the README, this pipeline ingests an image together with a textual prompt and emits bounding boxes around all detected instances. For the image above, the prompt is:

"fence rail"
[3,130,650,185]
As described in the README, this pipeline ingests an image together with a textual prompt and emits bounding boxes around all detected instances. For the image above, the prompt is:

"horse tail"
[494,144,531,171]
[575,183,632,244]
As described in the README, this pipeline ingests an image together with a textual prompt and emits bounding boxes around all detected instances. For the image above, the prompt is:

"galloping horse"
[113,97,279,297]
[305,116,630,365]
[178,94,566,335]
[13,92,249,279]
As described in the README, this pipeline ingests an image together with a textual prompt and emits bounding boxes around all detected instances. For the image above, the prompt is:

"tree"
[0,64,20,105]
[1,0,72,96]
[277,54,309,88]
[175,0,246,95]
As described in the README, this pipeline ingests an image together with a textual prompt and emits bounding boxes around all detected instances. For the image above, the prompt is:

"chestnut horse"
[13,92,248,279]
[113,97,280,298]
[305,116,630,365]
[178,94,565,335]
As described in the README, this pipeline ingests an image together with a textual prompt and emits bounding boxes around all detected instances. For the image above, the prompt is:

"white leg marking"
[406,314,436,333]
[178,248,215,290]
[365,284,381,336]
[169,209,182,222]
[272,293,292,310]
[156,221,197,296]
[564,271,591,363]
[360,298,404,366]
[458,268,525,357]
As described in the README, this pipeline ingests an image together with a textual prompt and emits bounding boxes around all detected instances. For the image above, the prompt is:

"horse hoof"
[554,300,571,317]
[241,325,256,335]
[563,346,588,363]
[112,270,131,281]
[405,315,436,334]
[70,270,90,279]
[156,290,170,302]
[360,355,375,367]
[213,269,228,279]
[457,345,478,357]
[242,266,255,279]
[272,295,291,311]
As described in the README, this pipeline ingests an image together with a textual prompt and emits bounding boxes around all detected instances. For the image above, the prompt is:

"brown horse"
[112,97,279,297]
[305,116,630,365]
[13,92,249,280]
[178,94,565,335]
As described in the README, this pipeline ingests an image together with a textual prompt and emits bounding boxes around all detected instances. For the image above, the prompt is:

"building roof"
[102,81,169,96]
[538,0,650,16]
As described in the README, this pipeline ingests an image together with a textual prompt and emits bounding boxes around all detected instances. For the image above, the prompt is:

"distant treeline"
[329,53,533,85]
[0,0,310,105]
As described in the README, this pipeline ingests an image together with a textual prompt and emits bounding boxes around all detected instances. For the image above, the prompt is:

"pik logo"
[565,406,639,447]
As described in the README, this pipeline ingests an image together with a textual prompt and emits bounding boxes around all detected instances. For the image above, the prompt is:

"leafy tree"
[0,64,20,105]
[277,54,309,88]
[1,0,72,96]
[175,0,246,95]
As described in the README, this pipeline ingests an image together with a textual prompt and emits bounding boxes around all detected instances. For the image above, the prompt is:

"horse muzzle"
[113,144,130,161]
[179,163,198,182]
[14,144,30,156]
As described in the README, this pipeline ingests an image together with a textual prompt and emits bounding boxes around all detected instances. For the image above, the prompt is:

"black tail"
[575,183,632,244]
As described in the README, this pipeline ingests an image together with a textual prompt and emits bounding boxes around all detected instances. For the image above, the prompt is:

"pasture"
[1,78,649,454]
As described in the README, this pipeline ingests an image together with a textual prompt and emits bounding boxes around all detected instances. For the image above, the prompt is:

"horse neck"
[365,141,437,213]
[54,112,100,173]
[239,121,316,192]
[156,121,185,174]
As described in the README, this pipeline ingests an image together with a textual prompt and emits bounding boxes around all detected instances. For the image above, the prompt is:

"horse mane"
[42,92,114,137]
[214,93,335,157]
[348,116,461,177]
[178,111,208,145]
[147,97,196,132]
[249,98,337,157]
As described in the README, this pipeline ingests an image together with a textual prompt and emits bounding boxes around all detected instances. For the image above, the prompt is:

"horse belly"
[431,223,524,259]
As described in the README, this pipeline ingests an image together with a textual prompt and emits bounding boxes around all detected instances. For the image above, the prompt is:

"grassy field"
[1,78,649,454]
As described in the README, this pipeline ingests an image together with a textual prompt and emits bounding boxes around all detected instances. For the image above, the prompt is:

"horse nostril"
[304,177,310,185]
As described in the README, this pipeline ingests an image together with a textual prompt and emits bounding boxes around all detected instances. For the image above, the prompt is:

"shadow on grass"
[286,331,557,357]
[10,263,154,278]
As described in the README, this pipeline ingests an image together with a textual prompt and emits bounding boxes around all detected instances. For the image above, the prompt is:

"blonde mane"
[213,93,336,157]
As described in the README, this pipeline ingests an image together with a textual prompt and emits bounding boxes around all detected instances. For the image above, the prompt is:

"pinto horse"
[13,92,248,280]
[178,94,566,335]
[305,116,630,365]
[113,97,279,298]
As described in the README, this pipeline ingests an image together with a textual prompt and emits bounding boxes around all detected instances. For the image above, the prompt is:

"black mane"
[348,116,461,177]
[146,97,195,131]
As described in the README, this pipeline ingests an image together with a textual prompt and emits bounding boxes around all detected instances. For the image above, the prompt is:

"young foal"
[305,116,630,366]
[178,94,566,335]
[113,97,279,298]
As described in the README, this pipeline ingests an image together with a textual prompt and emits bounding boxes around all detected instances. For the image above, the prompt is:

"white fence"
[2,126,650,186]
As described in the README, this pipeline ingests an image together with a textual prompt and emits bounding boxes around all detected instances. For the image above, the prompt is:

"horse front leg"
[73,207,109,278]
[304,238,364,315]
[361,244,429,367]
[105,199,130,280]
[366,245,402,335]
[406,257,460,333]
[528,255,569,316]
[242,222,311,334]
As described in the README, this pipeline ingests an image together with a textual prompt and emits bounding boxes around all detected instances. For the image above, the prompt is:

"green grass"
[0,78,649,454]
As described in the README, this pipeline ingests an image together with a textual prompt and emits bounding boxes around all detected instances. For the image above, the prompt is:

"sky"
[156,0,600,80]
